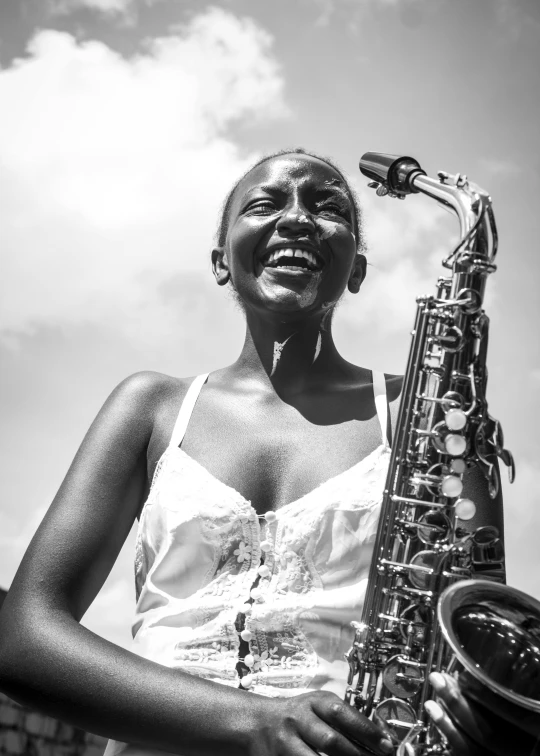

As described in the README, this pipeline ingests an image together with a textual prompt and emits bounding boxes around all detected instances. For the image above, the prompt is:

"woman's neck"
[231,308,351,395]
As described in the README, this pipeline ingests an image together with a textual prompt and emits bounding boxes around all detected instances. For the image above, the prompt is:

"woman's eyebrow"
[243,184,284,198]
[317,185,351,203]
[240,183,352,207]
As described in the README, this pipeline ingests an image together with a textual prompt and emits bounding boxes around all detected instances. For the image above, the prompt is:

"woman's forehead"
[236,154,349,199]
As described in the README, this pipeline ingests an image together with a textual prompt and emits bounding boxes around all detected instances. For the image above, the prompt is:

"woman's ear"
[348,253,367,294]
[212,247,230,286]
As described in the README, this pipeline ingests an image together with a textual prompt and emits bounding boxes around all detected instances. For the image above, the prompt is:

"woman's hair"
[215,147,367,254]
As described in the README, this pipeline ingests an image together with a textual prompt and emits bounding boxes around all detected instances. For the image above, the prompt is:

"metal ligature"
[345,153,540,754]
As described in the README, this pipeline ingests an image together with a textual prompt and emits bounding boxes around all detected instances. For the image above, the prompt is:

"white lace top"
[105,372,390,756]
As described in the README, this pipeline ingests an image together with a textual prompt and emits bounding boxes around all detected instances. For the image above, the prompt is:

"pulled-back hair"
[215,148,366,254]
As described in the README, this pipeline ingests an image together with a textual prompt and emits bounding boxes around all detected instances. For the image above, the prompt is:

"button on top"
[264,511,277,524]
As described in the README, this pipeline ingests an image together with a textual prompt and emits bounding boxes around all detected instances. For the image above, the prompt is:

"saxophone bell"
[438,580,540,739]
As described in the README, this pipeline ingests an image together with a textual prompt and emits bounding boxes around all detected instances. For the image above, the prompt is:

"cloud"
[479,157,522,176]
[0,8,287,343]
[307,0,430,27]
[49,0,136,17]
[495,0,540,32]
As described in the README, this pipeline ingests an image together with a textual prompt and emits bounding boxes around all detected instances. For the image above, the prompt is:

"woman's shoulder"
[103,371,201,431]
[111,370,199,402]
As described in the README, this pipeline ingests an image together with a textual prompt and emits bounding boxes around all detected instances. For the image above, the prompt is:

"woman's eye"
[318,204,349,218]
[246,201,276,214]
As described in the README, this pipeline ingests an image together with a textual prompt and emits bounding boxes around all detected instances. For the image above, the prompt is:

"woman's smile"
[261,247,324,273]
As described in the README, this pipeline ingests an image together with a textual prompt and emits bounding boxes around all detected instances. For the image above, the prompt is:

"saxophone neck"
[412,171,498,262]
[359,151,498,261]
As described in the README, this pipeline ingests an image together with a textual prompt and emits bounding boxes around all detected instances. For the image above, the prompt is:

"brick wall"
[0,692,108,756]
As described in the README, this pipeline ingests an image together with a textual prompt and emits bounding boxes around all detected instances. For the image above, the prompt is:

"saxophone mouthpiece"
[360,152,426,197]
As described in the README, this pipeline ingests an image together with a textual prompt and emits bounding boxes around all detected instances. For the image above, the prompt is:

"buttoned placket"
[236,509,278,690]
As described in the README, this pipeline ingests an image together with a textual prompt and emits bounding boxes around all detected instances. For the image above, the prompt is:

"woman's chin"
[254,269,327,313]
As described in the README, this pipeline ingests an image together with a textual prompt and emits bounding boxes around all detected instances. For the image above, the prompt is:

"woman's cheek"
[315,218,356,244]
[315,218,339,240]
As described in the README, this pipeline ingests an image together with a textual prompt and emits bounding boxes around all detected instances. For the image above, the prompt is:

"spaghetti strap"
[169,373,209,448]
[372,370,390,449]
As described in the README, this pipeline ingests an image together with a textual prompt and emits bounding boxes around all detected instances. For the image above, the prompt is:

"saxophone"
[345,153,540,755]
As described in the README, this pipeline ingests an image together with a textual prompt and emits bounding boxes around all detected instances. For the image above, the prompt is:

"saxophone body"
[345,154,540,754]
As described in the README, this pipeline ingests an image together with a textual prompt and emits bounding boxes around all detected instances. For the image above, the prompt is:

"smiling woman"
[0,150,520,756]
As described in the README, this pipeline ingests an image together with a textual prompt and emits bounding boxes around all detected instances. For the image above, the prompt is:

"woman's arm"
[0,372,392,756]
[0,372,258,753]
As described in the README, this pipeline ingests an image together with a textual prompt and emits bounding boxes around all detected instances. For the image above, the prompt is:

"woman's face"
[214,154,365,319]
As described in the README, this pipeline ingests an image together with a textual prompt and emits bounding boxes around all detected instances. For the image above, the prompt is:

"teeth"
[264,248,321,269]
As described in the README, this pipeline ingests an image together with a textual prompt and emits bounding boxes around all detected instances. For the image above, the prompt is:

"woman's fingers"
[310,696,394,756]
[303,721,390,756]
[429,672,488,744]
[373,710,400,747]
[429,672,540,756]
[424,699,486,756]
[280,740,320,756]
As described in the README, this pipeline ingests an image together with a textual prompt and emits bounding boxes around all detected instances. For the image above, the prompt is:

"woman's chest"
[149,389,384,514]
[139,425,389,601]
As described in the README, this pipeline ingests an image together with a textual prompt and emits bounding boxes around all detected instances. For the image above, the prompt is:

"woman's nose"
[276,204,316,236]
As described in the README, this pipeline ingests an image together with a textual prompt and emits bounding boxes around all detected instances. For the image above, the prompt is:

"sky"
[1,0,539,649]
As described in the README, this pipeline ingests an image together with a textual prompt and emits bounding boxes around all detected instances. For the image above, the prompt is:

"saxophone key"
[374,698,418,744]
[440,474,463,498]
[382,656,424,700]
[435,325,464,353]
[416,511,452,544]
[399,602,431,643]
[444,408,467,431]
[408,551,437,591]
[450,458,466,474]
[444,433,467,456]
[454,497,476,520]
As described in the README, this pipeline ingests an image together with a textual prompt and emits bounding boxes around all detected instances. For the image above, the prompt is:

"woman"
[0,149,525,756]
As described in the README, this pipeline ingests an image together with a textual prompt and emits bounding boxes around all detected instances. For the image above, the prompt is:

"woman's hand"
[256,691,394,756]
[426,672,540,756]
